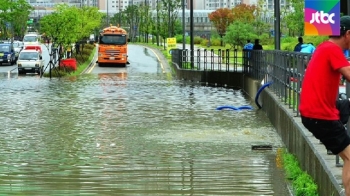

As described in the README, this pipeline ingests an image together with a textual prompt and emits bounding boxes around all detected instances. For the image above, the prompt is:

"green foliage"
[77,6,103,39]
[0,0,33,38]
[40,4,101,49]
[283,0,304,36]
[210,38,221,46]
[43,45,95,77]
[303,36,328,46]
[282,150,319,196]
[223,21,257,49]
[175,34,187,44]
[293,173,319,196]
[194,36,202,44]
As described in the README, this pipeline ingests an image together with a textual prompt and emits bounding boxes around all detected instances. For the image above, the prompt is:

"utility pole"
[156,0,159,46]
[182,0,185,50]
[168,4,171,37]
[274,0,280,50]
[106,0,109,26]
[190,0,194,68]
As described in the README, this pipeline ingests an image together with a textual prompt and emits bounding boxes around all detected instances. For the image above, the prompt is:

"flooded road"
[0,45,289,195]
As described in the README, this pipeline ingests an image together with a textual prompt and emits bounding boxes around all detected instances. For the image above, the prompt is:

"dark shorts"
[301,116,350,155]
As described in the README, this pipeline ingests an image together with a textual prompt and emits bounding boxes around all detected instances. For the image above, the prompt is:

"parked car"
[17,49,44,74]
[0,43,16,65]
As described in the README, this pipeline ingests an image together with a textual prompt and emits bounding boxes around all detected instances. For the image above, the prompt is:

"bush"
[175,34,185,43]
[194,36,202,44]
[84,44,95,50]
[200,39,209,47]
[303,36,328,46]
[282,43,295,51]
[210,38,221,46]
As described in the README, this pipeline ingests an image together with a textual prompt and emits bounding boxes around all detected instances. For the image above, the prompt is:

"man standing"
[253,39,263,50]
[294,37,303,52]
[300,16,350,195]
[243,40,254,61]
[243,40,254,50]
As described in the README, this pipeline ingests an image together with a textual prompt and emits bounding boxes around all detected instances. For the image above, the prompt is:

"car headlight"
[18,64,22,67]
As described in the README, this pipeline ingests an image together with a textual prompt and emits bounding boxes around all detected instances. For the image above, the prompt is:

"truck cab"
[98,25,129,67]
[17,49,44,75]
[0,43,16,65]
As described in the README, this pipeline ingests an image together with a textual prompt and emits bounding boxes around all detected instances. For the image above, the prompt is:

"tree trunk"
[220,34,223,46]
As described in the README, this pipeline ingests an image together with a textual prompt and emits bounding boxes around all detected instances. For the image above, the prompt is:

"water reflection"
[0,73,289,195]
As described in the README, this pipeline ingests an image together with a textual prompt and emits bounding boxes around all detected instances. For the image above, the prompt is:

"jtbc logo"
[310,11,335,24]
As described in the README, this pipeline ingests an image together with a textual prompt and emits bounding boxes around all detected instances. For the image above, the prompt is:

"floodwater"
[0,69,289,195]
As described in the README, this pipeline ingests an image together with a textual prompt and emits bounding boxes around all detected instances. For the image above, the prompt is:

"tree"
[284,0,304,36]
[77,6,103,40]
[232,3,256,23]
[158,4,170,49]
[0,0,32,39]
[124,5,140,42]
[253,0,271,37]
[161,0,181,37]
[40,4,102,64]
[208,8,234,46]
[40,4,81,49]
[8,0,33,38]
[223,21,257,49]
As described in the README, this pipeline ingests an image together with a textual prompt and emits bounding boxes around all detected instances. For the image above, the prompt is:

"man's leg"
[339,145,350,195]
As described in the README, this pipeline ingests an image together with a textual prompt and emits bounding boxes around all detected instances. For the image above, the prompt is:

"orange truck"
[97,25,130,67]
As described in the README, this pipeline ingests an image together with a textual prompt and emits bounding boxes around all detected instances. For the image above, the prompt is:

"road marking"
[87,62,97,74]
[8,67,18,78]
[145,46,165,73]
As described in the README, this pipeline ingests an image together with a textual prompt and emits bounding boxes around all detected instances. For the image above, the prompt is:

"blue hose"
[255,82,273,109]
[216,105,253,111]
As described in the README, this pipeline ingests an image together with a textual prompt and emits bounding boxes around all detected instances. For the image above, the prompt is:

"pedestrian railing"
[172,48,312,116]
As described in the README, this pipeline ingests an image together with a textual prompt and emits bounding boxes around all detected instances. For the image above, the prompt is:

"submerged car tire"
[37,67,43,75]
[18,70,25,75]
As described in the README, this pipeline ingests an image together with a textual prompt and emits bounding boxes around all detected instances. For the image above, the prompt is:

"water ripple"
[0,73,288,195]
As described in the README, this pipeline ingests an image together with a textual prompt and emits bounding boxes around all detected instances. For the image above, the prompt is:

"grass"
[276,148,319,196]
[70,47,96,76]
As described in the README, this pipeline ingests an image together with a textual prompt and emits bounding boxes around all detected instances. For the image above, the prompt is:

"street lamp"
[182,0,185,50]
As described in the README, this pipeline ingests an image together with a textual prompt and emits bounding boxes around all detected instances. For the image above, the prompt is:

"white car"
[17,49,44,75]
[23,33,40,46]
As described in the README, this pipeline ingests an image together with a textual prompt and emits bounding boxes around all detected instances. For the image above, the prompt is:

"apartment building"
[28,0,97,8]
[28,0,287,12]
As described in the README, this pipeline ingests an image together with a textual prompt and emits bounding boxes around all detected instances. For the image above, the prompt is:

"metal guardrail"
[172,48,312,116]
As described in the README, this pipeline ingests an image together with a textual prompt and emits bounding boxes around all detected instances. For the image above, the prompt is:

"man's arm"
[339,66,350,82]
